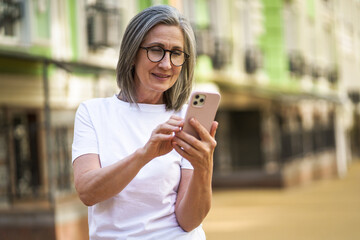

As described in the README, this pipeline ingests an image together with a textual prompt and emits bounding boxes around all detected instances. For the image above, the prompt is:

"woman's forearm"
[74,148,149,206]
[175,168,213,232]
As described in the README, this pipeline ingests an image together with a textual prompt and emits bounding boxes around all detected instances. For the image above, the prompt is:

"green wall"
[259,0,288,89]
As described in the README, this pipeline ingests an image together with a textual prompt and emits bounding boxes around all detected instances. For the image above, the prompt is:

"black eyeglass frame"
[139,46,190,67]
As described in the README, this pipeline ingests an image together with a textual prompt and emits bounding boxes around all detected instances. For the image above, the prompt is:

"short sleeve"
[72,103,99,162]
[180,158,194,170]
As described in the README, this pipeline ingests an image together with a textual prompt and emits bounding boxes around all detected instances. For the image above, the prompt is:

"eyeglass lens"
[146,47,186,66]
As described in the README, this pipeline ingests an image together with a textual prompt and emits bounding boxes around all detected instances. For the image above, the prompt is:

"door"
[10,111,41,199]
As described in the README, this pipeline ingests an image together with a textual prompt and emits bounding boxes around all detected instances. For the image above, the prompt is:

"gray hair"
[116,5,196,111]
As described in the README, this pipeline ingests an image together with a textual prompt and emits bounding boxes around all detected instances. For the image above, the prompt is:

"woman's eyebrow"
[146,42,184,50]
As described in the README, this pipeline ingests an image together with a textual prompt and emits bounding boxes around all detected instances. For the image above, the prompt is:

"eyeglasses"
[140,46,189,67]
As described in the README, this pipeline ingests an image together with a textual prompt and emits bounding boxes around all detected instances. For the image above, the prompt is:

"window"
[9,111,41,199]
[229,110,263,168]
[86,0,122,49]
[0,0,23,38]
[53,126,72,191]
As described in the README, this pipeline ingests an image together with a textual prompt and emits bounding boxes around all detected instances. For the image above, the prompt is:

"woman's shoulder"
[76,96,117,116]
[81,95,114,106]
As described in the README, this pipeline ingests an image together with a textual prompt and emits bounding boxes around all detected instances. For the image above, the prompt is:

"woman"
[72,5,218,239]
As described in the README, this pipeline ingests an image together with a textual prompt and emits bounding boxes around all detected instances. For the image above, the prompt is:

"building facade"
[0,0,138,239]
[186,0,360,187]
[0,0,359,239]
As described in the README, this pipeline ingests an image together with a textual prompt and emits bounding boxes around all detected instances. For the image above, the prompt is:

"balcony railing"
[0,110,75,204]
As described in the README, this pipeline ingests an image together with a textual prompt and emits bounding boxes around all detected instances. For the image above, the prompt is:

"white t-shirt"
[72,95,206,240]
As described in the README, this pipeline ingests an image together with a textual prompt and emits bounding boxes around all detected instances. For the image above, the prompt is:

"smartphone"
[182,91,221,139]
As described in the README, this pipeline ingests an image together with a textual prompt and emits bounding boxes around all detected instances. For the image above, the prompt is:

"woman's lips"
[152,73,171,79]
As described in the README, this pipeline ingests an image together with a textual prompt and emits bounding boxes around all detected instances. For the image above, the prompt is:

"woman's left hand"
[172,118,218,172]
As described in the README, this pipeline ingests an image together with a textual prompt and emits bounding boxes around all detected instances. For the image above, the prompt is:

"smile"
[152,73,171,79]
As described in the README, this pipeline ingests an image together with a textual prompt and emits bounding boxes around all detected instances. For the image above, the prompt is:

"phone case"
[183,91,221,139]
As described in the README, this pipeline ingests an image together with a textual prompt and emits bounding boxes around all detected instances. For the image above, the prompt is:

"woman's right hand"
[141,115,184,161]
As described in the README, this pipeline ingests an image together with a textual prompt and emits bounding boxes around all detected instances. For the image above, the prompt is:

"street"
[203,161,360,240]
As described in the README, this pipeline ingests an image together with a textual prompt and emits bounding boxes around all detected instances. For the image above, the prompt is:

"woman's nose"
[158,52,172,69]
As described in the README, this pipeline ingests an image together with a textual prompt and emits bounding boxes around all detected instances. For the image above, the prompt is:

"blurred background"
[0,0,359,239]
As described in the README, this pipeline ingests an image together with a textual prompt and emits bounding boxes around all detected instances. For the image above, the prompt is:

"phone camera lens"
[200,98,204,103]
[193,101,198,105]
[195,95,200,99]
